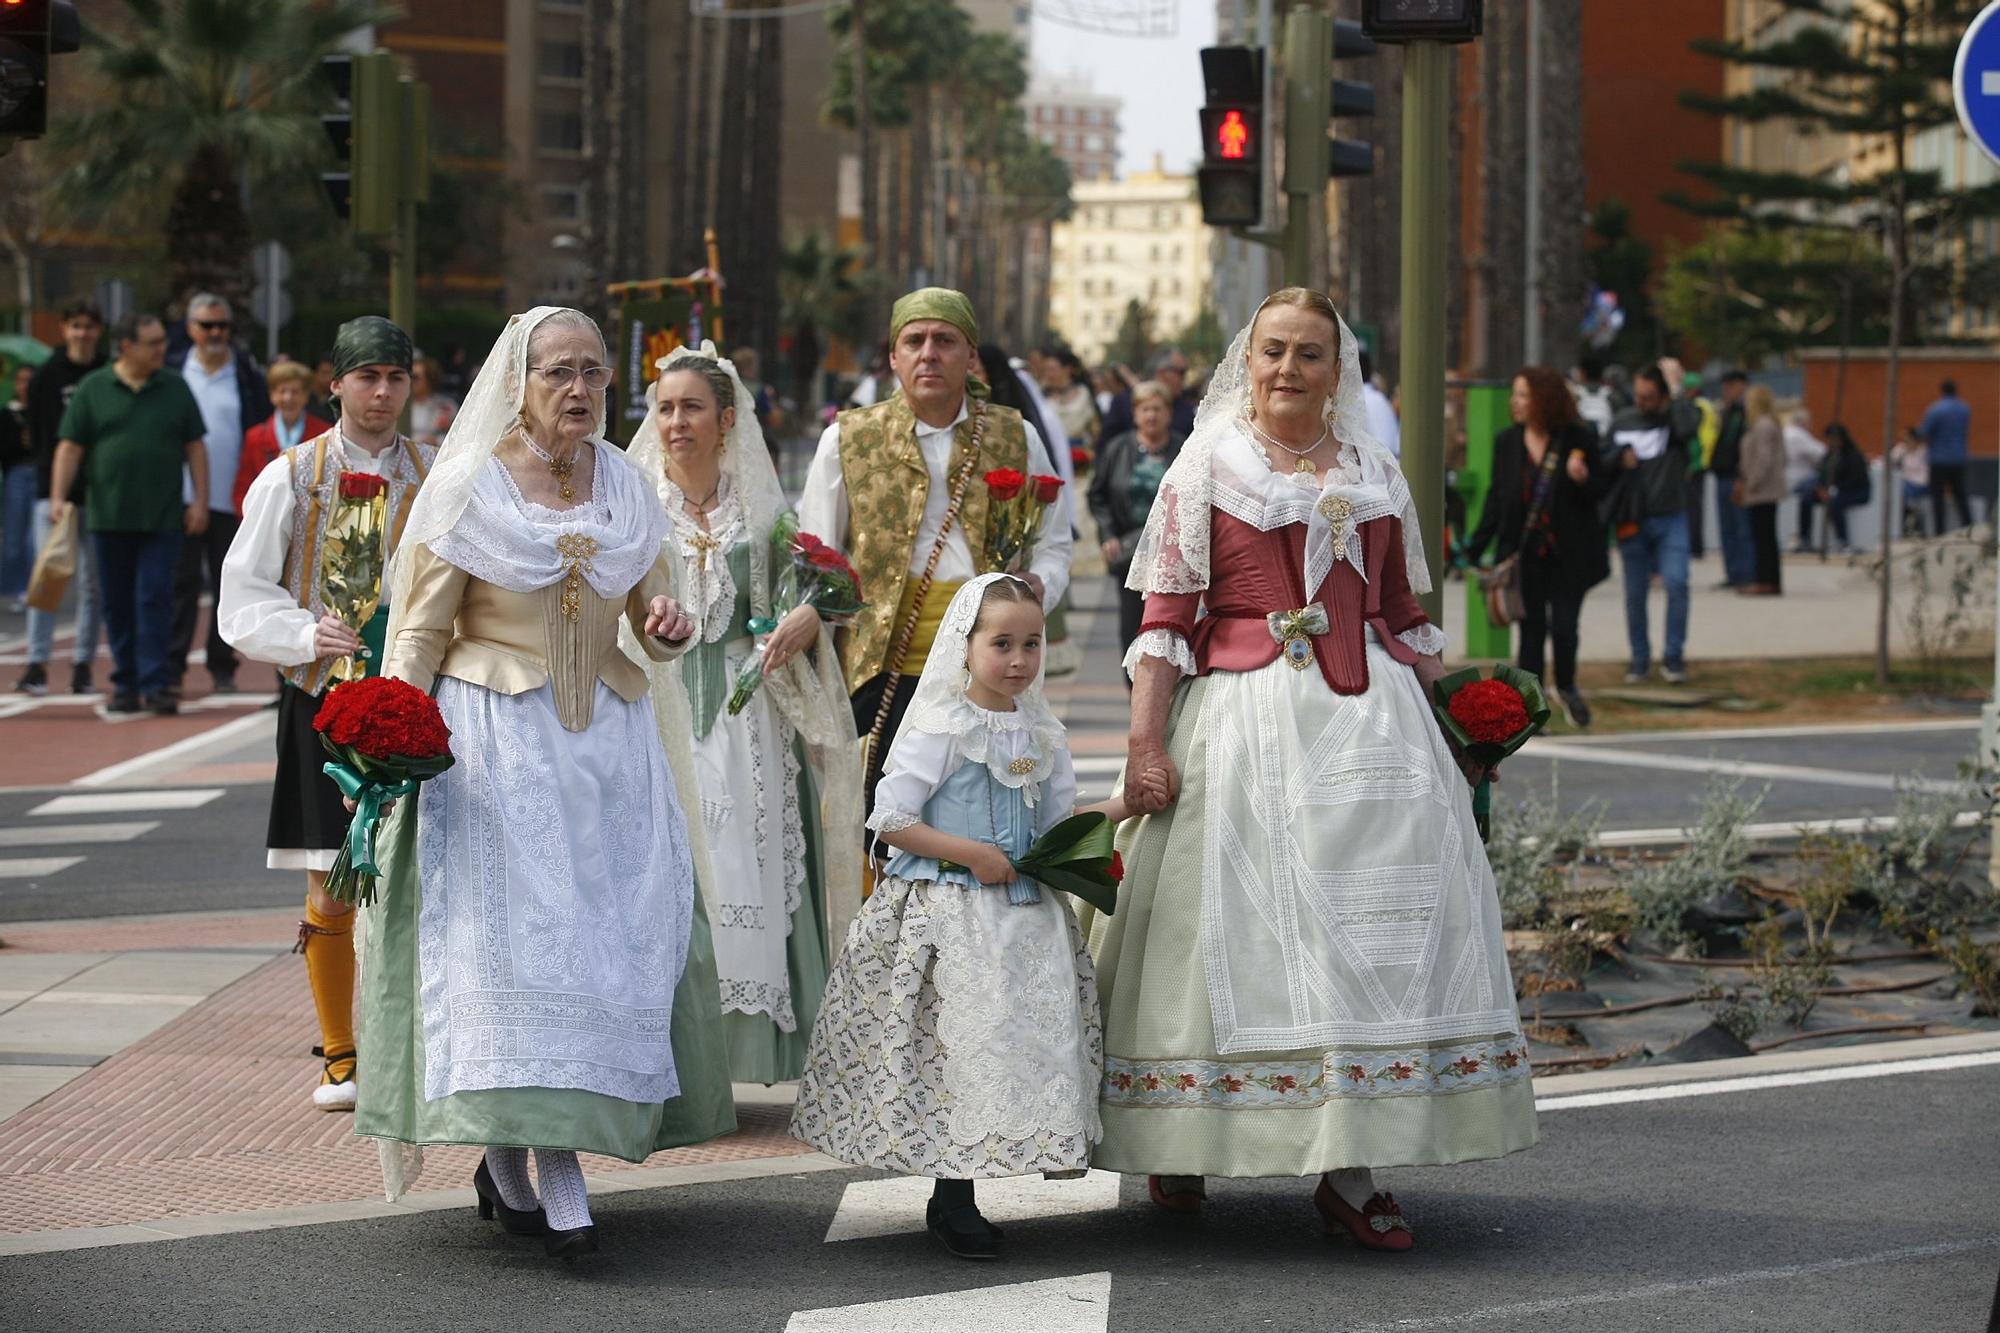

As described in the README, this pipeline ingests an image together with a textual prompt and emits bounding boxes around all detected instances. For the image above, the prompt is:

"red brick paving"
[0,953,813,1235]
[0,910,296,954]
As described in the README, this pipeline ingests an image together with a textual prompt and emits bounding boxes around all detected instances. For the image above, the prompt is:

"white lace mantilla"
[428,442,669,598]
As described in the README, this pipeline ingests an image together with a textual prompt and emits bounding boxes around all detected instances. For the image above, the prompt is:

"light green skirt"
[354,804,738,1164]
[1084,675,1539,1179]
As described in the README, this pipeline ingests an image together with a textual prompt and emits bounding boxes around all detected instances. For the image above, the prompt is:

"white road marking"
[0,822,159,848]
[1340,1236,2000,1331]
[0,856,84,879]
[786,1272,1112,1332]
[71,711,274,787]
[823,1170,1122,1244]
[1542,717,1977,745]
[1536,1049,2000,1112]
[28,788,225,816]
[1518,739,1960,794]
[1588,810,1984,848]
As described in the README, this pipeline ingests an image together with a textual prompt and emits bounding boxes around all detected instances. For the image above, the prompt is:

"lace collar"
[661,474,747,644]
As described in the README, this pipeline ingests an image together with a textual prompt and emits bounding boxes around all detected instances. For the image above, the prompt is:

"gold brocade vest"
[279,430,434,695]
[835,396,1028,692]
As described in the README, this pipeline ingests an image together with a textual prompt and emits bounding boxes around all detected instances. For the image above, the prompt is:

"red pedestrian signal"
[1217,109,1250,160]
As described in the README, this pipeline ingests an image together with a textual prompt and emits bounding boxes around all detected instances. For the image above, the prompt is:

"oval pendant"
[1284,636,1314,670]
[1294,457,1317,474]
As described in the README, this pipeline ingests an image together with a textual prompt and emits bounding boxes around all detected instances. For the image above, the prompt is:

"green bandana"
[889,288,979,348]
[331,315,414,380]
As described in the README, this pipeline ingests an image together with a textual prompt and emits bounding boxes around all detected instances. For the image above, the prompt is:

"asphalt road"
[2,1062,1993,1332]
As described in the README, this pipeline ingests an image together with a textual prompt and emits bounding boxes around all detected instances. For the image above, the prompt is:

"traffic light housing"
[1361,0,1483,44]
[321,51,427,236]
[1327,19,1377,180]
[0,0,81,141]
[1197,46,1264,228]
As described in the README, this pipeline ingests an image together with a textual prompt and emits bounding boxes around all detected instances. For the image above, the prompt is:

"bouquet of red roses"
[980,469,1064,574]
[725,513,866,715]
[320,472,390,683]
[1431,664,1550,842]
[314,676,456,905]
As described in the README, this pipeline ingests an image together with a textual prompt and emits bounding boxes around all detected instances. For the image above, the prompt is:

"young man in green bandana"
[217,316,433,1112]
[798,288,1074,827]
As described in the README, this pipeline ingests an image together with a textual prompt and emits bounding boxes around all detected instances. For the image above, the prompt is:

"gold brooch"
[1317,493,1354,525]
[555,533,598,622]
[1007,755,1039,776]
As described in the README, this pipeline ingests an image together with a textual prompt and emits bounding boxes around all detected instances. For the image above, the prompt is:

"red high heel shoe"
[1147,1174,1205,1214]
[1313,1179,1414,1252]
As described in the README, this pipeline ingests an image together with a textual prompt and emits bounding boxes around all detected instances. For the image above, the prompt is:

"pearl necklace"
[519,429,579,501]
[1246,415,1330,475]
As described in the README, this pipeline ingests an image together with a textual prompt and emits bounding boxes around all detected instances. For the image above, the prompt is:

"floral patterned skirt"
[1082,657,1539,1180]
[791,873,1103,1179]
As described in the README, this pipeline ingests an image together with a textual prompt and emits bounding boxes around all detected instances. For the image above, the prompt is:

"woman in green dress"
[628,343,864,1084]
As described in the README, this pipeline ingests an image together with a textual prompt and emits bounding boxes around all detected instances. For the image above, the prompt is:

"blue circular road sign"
[1955,1,2000,166]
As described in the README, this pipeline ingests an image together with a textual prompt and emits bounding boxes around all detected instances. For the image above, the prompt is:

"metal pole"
[1282,8,1330,288]
[1523,0,1543,364]
[1398,40,1451,622]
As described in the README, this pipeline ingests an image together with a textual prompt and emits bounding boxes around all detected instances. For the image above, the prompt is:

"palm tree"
[42,0,395,307]
[779,232,880,411]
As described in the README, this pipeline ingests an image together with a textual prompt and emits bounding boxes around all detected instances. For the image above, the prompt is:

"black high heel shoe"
[544,1225,599,1260]
[473,1159,549,1236]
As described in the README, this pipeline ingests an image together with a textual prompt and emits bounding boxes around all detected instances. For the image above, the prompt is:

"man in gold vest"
[799,288,1073,821]
[217,316,435,1112]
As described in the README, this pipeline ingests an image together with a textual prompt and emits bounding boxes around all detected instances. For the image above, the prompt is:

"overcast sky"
[1030,6,1219,179]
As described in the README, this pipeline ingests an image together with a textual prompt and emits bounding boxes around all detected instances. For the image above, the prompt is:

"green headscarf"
[330,315,414,380]
[889,287,979,348]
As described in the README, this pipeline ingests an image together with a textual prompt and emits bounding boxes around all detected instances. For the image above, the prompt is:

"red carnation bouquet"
[981,468,1064,574]
[313,676,456,904]
[1431,664,1549,841]
[726,513,866,715]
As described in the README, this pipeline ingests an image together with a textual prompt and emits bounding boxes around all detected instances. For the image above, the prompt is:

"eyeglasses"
[194,319,232,332]
[531,364,614,391]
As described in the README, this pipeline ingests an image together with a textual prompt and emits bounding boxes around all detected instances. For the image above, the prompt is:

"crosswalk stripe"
[0,856,85,879]
[786,1272,1111,1332]
[0,822,159,848]
[28,788,225,817]
[823,1170,1123,1245]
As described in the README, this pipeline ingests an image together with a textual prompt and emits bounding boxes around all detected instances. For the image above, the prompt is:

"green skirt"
[719,739,832,1084]
[1084,675,1539,1179]
[354,804,738,1164]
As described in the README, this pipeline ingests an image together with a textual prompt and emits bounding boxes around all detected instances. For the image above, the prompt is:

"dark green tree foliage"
[41,0,398,307]
[1583,200,1660,365]
[1106,299,1156,371]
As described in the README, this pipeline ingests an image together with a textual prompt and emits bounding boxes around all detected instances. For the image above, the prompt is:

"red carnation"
[1071,446,1093,471]
[1108,851,1125,883]
[338,471,387,501]
[806,546,849,573]
[1446,678,1531,746]
[313,676,453,760]
[1031,473,1064,505]
[984,468,1026,502]
[793,531,827,555]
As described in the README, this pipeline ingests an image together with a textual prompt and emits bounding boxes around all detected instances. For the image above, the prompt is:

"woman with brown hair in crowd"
[1463,366,1611,726]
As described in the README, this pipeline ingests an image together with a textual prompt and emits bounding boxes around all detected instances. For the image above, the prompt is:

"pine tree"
[1664,0,2000,682]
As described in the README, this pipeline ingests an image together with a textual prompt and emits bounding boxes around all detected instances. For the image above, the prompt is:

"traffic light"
[0,0,81,141]
[321,51,413,236]
[1328,19,1376,179]
[1197,46,1265,228]
[1361,0,1483,44]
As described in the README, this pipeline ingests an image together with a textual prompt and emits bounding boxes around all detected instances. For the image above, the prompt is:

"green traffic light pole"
[1232,7,1329,287]
[1397,39,1451,624]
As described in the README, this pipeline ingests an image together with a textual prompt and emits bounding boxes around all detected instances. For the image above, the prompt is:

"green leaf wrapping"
[1010,811,1121,916]
[1430,664,1553,770]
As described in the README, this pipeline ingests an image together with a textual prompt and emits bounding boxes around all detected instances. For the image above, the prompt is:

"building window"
[538,111,583,154]
[543,186,582,221]
[540,42,585,80]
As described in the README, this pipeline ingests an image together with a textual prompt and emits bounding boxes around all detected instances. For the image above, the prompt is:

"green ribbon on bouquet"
[323,762,418,879]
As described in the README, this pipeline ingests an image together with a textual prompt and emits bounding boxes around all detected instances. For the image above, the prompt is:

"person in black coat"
[1464,366,1611,726]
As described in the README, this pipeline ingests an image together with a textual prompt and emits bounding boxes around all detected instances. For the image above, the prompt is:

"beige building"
[1027,74,1122,185]
[1048,162,1212,361]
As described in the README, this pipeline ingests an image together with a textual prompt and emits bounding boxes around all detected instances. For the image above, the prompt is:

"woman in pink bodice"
[1086,288,1537,1251]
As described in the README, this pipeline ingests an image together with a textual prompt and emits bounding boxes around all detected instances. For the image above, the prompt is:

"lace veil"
[626,342,865,945]
[1123,299,1431,600]
[900,573,1067,804]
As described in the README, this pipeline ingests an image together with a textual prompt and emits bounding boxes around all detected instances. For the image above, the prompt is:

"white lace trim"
[1124,628,1197,679]
[1397,623,1449,657]
[662,478,748,646]
[866,807,924,833]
